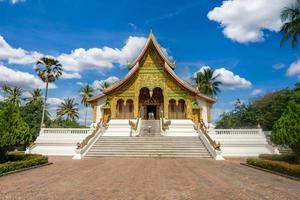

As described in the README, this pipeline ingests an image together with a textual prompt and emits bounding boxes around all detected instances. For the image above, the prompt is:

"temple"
[88,32,215,126]
[28,32,278,160]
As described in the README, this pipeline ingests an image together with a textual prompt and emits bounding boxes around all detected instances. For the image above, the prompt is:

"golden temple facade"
[88,32,216,125]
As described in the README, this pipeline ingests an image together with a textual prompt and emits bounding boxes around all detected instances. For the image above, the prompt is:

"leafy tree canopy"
[0,102,32,156]
[216,83,300,130]
[272,101,300,156]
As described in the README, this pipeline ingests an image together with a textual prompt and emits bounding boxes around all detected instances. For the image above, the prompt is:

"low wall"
[27,128,93,156]
[209,129,279,157]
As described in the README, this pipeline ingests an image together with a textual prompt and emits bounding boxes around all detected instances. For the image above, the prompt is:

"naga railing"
[129,118,142,136]
[197,120,220,150]
[194,120,224,160]
[161,118,171,131]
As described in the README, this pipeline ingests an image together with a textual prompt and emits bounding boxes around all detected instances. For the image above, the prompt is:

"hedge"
[247,158,300,178]
[0,154,48,174]
[259,154,299,164]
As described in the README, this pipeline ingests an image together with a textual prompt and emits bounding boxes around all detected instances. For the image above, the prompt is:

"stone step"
[85,154,211,158]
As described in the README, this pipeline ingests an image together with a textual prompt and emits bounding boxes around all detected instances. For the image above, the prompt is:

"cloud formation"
[251,89,264,96]
[0,65,56,90]
[57,36,147,72]
[287,58,300,78]
[47,97,63,106]
[0,35,147,79]
[0,0,25,4]
[0,36,43,65]
[207,0,295,43]
[194,66,252,90]
[92,76,119,90]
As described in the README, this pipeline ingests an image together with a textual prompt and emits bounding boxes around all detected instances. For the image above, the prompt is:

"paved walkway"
[0,157,299,200]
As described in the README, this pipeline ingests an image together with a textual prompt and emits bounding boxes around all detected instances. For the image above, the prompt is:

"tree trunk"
[85,106,88,127]
[40,81,49,130]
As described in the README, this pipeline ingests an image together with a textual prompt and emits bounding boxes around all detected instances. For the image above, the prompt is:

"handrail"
[77,120,103,149]
[194,120,224,160]
[129,118,141,136]
[73,120,108,159]
[197,120,220,151]
[129,118,139,131]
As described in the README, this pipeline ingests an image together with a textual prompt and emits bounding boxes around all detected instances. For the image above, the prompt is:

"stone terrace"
[0,157,299,200]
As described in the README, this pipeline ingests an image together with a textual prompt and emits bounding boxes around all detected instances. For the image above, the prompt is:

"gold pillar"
[186,98,192,119]
[163,91,168,119]
[111,96,116,119]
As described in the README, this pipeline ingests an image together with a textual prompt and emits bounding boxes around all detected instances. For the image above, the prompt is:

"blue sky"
[0,0,299,123]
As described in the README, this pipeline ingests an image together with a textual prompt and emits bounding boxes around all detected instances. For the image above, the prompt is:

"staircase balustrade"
[194,120,224,160]
[129,118,142,136]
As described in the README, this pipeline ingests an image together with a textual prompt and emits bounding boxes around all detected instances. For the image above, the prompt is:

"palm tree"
[194,68,221,97]
[56,98,79,121]
[80,84,94,126]
[280,0,300,48]
[99,81,111,92]
[26,89,43,104]
[35,57,63,128]
[1,85,22,105]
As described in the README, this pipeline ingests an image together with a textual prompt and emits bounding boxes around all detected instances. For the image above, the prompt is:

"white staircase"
[164,120,198,136]
[85,136,212,158]
[140,120,161,136]
[28,128,92,156]
[103,119,132,136]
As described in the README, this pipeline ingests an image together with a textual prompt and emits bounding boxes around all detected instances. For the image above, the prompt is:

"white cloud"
[92,76,119,90]
[76,81,85,86]
[0,36,43,65]
[57,36,147,72]
[0,0,25,4]
[47,97,63,106]
[194,66,252,90]
[273,63,286,70]
[287,58,300,78]
[251,89,264,96]
[0,65,56,90]
[0,94,3,101]
[61,71,81,79]
[207,0,295,43]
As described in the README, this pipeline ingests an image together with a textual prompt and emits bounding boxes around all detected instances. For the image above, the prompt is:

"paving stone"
[0,157,299,200]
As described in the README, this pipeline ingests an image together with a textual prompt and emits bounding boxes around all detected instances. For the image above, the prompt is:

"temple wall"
[95,96,107,123]
[197,98,209,125]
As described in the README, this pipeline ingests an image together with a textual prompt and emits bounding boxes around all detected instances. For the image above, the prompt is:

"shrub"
[0,154,48,174]
[247,158,300,178]
[259,154,299,164]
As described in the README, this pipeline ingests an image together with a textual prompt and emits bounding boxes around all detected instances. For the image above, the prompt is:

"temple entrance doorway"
[147,105,157,119]
[139,87,163,120]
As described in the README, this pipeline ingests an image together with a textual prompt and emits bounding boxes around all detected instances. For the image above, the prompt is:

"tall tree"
[0,102,31,158]
[99,81,111,92]
[272,101,300,156]
[25,89,43,104]
[280,0,300,48]
[1,85,22,105]
[35,57,63,129]
[56,98,79,121]
[80,84,94,126]
[194,68,221,97]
